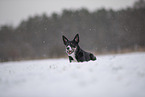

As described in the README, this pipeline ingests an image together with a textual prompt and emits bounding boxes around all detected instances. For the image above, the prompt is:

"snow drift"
[0,52,145,97]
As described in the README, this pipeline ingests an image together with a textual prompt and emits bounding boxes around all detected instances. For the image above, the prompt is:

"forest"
[0,0,145,62]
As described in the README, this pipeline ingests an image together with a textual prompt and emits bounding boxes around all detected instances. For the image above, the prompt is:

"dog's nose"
[67,47,69,50]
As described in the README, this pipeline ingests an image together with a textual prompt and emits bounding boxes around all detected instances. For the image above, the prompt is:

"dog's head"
[62,34,79,55]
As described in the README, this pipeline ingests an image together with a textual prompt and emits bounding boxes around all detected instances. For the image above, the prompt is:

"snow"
[0,52,145,97]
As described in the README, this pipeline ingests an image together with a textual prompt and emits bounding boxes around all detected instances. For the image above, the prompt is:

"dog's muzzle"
[66,49,74,55]
[66,45,75,55]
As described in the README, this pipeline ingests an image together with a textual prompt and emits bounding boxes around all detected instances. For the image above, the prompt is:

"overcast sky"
[0,0,137,27]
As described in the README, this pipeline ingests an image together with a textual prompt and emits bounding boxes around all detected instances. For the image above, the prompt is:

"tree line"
[0,0,145,62]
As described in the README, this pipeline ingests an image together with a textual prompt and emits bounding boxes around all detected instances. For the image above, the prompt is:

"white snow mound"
[0,52,145,97]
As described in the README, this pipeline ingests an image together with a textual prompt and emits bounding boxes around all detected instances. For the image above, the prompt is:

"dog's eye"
[71,43,75,47]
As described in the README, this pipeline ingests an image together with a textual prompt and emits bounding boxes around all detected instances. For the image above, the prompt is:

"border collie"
[62,34,96,62]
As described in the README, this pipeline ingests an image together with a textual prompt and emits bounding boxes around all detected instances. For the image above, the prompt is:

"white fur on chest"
[68,52,77,62]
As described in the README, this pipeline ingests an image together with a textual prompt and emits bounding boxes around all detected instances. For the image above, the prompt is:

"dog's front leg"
[69,56,73,63]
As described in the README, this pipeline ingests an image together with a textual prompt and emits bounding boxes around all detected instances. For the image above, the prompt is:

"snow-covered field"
[0,52,145,97]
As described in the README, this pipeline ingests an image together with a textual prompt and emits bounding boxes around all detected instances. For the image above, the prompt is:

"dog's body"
[62,34,96,62]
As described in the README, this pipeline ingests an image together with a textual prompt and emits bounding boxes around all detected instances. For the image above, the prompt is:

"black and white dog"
[62,34,96,62]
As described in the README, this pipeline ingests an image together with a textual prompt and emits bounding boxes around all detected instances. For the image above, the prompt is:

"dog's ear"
[73,34,79,43]
[62,35,68,45]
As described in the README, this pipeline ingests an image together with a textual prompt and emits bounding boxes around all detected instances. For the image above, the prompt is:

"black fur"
[62,34,96,62]
[75,46,96,62]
